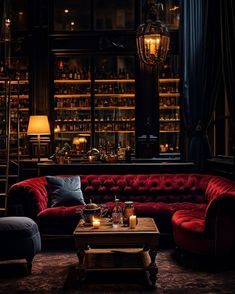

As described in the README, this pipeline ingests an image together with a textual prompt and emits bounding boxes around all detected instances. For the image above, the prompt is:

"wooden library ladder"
[0,77,19,216]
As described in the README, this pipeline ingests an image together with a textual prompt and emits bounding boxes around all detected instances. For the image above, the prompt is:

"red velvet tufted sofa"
[8,173,235,256]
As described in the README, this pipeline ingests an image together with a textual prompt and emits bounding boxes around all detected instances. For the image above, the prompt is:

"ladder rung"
[0,78,19,214]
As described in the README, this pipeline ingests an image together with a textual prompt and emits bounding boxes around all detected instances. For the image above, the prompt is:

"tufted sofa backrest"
[8,173,214,218]
[79,174,212,204]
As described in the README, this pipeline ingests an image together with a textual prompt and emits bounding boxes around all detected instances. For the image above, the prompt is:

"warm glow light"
[144,36,161,55]
[64,9,69,13]
[72,137,80,145]
[169,6,179,11]
[71,22,75,26]
[136,1,170,66]
[79,133,90,137]
[27,115,51,135]
[27,115,50,162]
[78,137,87,144]
[92,217,100,229]
[129,215,137,229]
[54,125,61,133]
[73,136,88,154]
[73,137,87,145]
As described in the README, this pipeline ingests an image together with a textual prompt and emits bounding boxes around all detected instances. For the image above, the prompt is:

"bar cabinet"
[52,55,136,155]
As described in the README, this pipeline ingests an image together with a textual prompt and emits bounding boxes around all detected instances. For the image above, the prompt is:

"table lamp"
[27,115,51,162]
[73,136,87,154]
[73,137,80,154]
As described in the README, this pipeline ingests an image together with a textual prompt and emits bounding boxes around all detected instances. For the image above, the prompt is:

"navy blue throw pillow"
[46,176,85,207]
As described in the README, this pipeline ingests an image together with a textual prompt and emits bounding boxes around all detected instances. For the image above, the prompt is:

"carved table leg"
[76,247,87,281]
[147,248,158,287]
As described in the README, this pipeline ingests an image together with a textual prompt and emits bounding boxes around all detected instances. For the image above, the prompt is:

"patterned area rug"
[0,249,235,293]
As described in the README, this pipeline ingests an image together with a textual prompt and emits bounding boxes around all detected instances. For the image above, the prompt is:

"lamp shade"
[72,137,80,145]
[27,115,51,135]
[73,137,87,144]
[78,137,87,144]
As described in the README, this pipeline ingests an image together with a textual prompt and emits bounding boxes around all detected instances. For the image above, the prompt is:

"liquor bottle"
[112,196,122,228]
[125,146,131,162]
[0,60,4,76]
[68,70,73,80]
[123,201,135,226]
[57,60,64,79]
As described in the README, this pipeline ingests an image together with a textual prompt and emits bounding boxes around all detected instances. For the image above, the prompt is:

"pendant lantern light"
[136,0,170,66]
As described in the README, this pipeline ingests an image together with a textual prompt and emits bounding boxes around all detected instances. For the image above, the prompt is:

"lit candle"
[156,38,160,49]
[149,39,155,55]
[129,215,137,229]
[93,218,100,229]
[145,38,150,54]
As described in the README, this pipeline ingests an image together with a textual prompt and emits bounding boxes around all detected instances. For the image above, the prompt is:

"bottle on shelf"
[125,146,132,162]
[112,196,123,228]
[0,60,4,76]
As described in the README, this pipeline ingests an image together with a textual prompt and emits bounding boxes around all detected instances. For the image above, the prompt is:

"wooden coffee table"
[73,217,159,286]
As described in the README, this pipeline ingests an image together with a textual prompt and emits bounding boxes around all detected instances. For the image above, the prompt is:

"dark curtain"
[220,0,235,167]
[182,0,222,171]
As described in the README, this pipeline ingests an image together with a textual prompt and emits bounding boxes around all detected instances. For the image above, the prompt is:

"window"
[209,93,233,158]
[161,0,180,30]
[10,0,29,31]
[53,0,91,31]
[94,0,135,30]
[53,0,136,32]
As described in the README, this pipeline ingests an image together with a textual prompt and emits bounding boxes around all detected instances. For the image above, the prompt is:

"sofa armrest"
[8,177,48,220]
[204,177,235,245]
[205,176,235,203]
